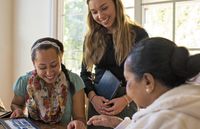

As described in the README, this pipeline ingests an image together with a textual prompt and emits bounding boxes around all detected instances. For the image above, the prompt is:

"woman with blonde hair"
[81,0,148,128]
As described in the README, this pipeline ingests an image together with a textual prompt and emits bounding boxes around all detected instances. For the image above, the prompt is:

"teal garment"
[13,71,85,124]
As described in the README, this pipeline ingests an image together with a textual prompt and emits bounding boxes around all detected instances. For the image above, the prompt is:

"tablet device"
[0,117,39,129]
[95,70,121,100]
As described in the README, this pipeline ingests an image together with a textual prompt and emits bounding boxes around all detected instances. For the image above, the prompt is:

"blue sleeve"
[13,74,29,97]
[68,71,85,93]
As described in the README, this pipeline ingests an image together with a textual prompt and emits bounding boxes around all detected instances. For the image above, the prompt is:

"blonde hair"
[84,0,136,69]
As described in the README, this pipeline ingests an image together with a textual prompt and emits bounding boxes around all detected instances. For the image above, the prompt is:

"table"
[34,120,67,129]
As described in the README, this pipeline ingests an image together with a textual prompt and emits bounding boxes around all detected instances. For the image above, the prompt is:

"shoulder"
[14,72,32,86]
[133,110,187,129]
[13,71,32,96]
[67,70,85,92]
[68,71,82,83]
[130,24,149,43]
[130,24,145,32]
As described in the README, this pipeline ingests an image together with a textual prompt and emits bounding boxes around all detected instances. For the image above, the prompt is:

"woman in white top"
[87,37,200,129]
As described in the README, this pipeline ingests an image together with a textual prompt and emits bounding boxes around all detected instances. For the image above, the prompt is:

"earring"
[146,89,151,94]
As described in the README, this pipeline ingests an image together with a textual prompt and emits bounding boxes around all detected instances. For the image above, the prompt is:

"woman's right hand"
[10,108,24,118]
[67,120,86,129]
[10,94,25,118]
[91,95,109,114]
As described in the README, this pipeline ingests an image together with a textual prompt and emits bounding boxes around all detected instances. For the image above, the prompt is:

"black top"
[81,25,149,96]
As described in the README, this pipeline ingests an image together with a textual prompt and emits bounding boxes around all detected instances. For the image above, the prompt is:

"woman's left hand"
[101,96,127,115]
[87,115,123,128]
[67,120,86,129]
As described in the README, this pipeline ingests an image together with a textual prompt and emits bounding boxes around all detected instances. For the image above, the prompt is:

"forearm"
[123,95,132,107]
[114,117,131,129]
[87,115,123,128]
[80,62,95,96]
[111,117,123,128]
[11,103,25,112]
[74,116,86,125]
[88,91,97,102]
[10,95,25,111]
[10,102,25,118]
[72,89,86,124]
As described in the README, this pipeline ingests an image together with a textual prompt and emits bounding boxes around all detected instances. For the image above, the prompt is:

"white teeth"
[47,76,54,79]
[102,17,109,24]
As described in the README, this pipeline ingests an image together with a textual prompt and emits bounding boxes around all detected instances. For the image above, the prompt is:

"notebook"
[95,70,121,100]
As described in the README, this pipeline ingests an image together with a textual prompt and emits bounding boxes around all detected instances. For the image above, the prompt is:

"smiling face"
[33,48,61,84]
[88,0,116,31]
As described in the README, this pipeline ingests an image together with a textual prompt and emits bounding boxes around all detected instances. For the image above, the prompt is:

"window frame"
[128,0,200,52]
[54,0,200,70]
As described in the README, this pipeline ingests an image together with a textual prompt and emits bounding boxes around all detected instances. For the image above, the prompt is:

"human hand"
[101,97,127,115]
[67,120,86,129]
[91,95,109,114]
[10,108,24,118]
[87,115,122,128]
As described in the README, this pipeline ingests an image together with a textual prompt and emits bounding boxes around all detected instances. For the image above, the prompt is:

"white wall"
[13,0,53,80]
[0,0,54,110]
[0,0,13,110]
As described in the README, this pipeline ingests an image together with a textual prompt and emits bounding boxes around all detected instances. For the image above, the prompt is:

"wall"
[0,0,13,110]
[13,0,53,80]
[0,0,54,110]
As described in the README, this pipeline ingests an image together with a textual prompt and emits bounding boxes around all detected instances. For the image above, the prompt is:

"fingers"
[102,110,118,116]
[92,96,110,114]
[87,115,101,125]
[10,112,21,118]
[101,97,109,103]
[10,109,24,118]
[10,112,17,118]
[92,96,120,115]
[102,97,127,115]
[101,104,120,115]
[93,95,109,103]
[87,115,114,128]
[67,123,74,129]
[87,118,102,126]
[68,120,86,129]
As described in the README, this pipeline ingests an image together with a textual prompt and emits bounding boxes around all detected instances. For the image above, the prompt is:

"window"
[122,0,135,20]
[141,0,200,54]
[57,0,200,73]
[123,0,200,54]
[58,0,87,73]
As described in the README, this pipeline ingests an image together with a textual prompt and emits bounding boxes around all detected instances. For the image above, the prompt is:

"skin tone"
[87,57,170,128]
[89,0,116,32]
[87,114,122,128]
[33,48,61,85]
[87,0,130,117]
[10,47,86,129]
[124,58,171,108]
[124,58,155,108]
[67,120,86,129]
